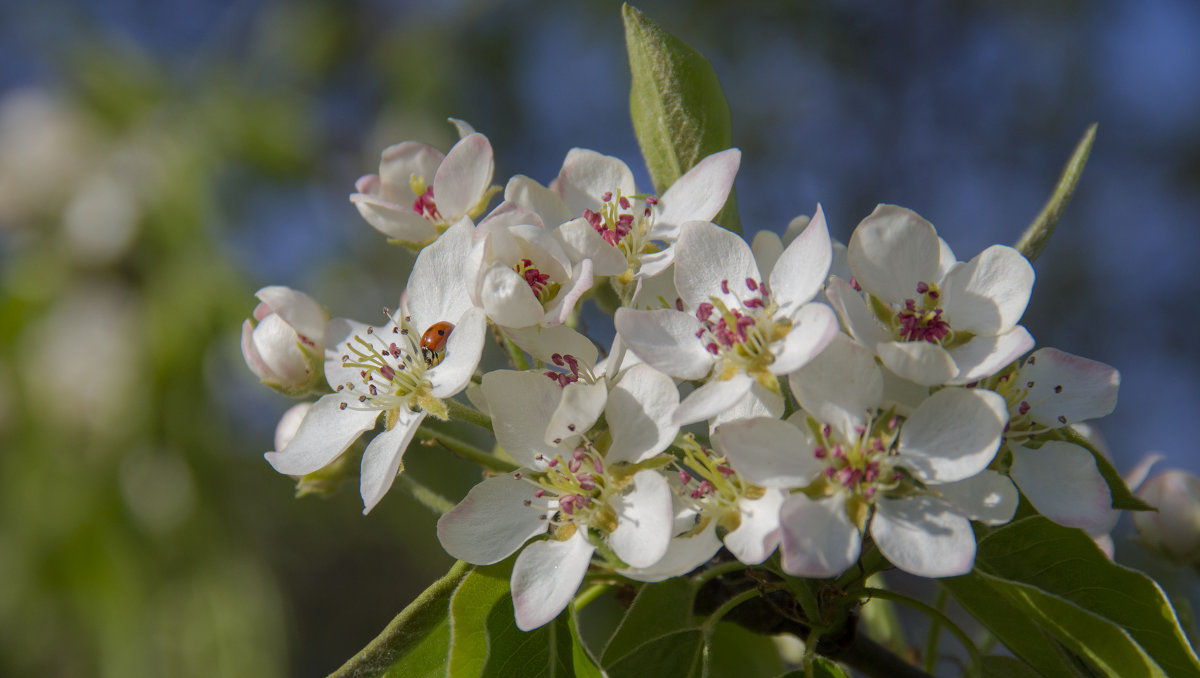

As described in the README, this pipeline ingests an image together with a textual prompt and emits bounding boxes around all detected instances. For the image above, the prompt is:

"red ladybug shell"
[420,321,454,366]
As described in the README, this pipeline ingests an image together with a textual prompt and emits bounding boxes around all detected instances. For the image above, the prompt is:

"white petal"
[255,285,326,343]
[273,402,313,453]
[619,521,721,582]
[788,333,883,437]
[264,392,378,475]
[941,245,1034,335]
[554,217,627,275]
[723,489,785,565]
[377,141,442,195]
[512,530,594,631]
[251,314,307,383]
[750,231,784,281]
[945,326,1035,385]
[872,496,976,577]
[656,148,741,224]
[241,319,272,381]
[1021,348,1120,427]
[543,258,594,326]
[877,340,958,386]
[606,364,680,464]
[825,276,890,347]
[714,417,823,489]
[898,388,1007,483]
[407,217,476,335]
[673,220,760,310]
[707,381,784,430]
[609,470,674,568]
[436,473,548,564]
[322,317,378,388]
[428,307,487,398]
[769,205,832,312]
[447,117,476,138]
[672,373,754,426]
[481,265,544,328]
[546,381,607,447]
[432,133,493,219]
[505,174,573,227]
[505,324,599,368]
[1010,442,1114,532]
[351,195,439,244]
[359,408,425,514]
[778,493,862,578]
[482,371,562,468]
[935,470,1018,525]
[615,308,713,380]
[769,302,839,375]
[556,148,636,215]
[847,205,940,304]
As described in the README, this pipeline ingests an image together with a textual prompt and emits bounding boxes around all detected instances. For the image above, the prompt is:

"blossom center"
[672,433,762,533]
[972,356,1064,443]
[513,258,559,305]
[336,316,432,428]
[409,175,443,223]
[808,417,901,503]
[583,189,660,280]
[693,278,790,381]
[544,353,599,387]
[894,281,952,343]
[521,446,617,535]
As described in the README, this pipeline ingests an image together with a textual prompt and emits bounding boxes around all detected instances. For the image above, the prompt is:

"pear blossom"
[505,147,741,284]
[827,204,1036,386]
[350,121,498,247]
[240,286,329,396]
[1134,469,1200,565]
[714,334,1013,578]
[977,348,1120,532]
[437,364,678,629]
[264,219,486,513]
[615,209,839,426]
[466,204,598,328]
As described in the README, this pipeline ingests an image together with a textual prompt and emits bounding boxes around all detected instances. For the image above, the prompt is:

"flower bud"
[241,286,329,396]
[1133,469,1200,565]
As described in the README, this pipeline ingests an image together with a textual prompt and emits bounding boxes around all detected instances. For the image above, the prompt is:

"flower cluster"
[244,120,1123,630]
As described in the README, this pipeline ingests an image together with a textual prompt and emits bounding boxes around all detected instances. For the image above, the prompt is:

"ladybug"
[420,321,454,367]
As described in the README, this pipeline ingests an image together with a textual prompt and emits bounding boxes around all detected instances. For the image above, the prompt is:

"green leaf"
[706,621,787,678]
[622,3,741,233]
[567,605,606,678]
[448,562,513,676]
[602,578,696,664]
[1015,124,1097,262]
[950,517,1200,678]
[774,658,851,678]
[942,574,1086,678]
[607,629,705,678]
[328,560,470,678]
[1056,427,1155,511]
[982,656,1050,678]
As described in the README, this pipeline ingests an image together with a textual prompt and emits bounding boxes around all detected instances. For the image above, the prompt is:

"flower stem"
[690,559,748,590]
[394,474,455,515]
[445,397,492,430]
[417,427,518,473]
[861,587,982,678]
[922,586,950,674]
[574,583,610,611]
[701,587,761,636]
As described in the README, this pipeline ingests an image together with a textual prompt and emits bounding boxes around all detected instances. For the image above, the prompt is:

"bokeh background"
[1,0,1198,675]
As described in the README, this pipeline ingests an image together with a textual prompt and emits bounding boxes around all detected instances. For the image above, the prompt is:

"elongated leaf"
[942,573,1087,678]
[1015,124,1097,262]
[982,656,1049,678]
[622,3,741,233]
[329,560,471,678]
[602,578,695,664]
[950,517,1200,678]
[568,606,607,678]
[448,563,512,676]
[707,621,787,678]
[1056,427,1154,511]
[607,629,705,678]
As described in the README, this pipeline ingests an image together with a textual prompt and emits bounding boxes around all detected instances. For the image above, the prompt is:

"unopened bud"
[241,286,330,396]
[1133,469,1200,565]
